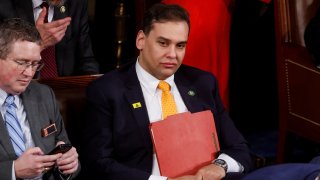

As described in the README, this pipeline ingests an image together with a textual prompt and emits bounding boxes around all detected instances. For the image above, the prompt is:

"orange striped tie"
[158,80,177,119]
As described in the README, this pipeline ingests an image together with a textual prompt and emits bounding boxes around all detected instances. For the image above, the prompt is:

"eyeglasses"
[13,60,44,72]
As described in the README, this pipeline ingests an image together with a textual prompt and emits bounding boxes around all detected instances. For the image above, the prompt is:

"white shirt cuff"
[218,153,244,173]
[12,161,16,180]
[149,175,168,180]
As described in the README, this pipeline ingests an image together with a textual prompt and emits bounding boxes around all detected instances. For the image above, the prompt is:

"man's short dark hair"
[0,18,41,59]
[142,3,190,36]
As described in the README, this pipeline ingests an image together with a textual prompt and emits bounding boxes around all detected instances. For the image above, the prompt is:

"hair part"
[142,3,190,36]
[0,18,41,59]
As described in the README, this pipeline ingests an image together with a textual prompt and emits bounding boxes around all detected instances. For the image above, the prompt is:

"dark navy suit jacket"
[0,0,99,76]
[83,62,253,180]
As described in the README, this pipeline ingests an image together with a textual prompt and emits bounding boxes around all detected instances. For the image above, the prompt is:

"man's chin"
[162,69,177,77]
[13,85,28,94]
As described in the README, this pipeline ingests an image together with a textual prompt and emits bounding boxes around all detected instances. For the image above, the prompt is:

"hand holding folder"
[149,110,220,178]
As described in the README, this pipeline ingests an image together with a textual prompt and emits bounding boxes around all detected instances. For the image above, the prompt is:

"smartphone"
[47,144,72,155]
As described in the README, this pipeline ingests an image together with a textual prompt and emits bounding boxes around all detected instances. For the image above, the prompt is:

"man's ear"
[136,30,145,50]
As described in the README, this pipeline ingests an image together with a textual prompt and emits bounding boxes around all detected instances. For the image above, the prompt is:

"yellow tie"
[158,80,177,119]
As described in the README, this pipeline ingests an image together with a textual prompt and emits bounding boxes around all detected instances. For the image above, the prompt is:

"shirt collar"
[0,88,20,107]
[135,57,175,95]
[33,0,45,9]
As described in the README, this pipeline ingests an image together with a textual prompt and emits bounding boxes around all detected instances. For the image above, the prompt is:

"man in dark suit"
[83,3,253,180]
[0,18,79,179]
[0,0,99,77]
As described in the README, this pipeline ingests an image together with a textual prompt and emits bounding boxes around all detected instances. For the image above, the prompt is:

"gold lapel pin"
[132,102,142,109]
[60,5,66,13]
[188,90,195,96]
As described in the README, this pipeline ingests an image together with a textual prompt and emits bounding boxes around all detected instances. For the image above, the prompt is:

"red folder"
[149,110,220,178]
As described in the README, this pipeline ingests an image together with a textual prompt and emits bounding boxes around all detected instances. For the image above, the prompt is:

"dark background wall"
[89,0,136,72]
[88,0,161,73]
[229,0,277,134]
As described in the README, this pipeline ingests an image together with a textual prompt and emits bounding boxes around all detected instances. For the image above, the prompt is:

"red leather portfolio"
[149,110,220,178]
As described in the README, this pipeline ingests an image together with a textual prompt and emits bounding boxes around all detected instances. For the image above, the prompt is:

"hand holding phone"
[47,144,72,155]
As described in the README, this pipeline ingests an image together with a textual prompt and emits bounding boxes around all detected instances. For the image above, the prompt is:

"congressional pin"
[41,123,57,137]
[60,6,66,13]
[132,102,142,109]
[188,90,195,96]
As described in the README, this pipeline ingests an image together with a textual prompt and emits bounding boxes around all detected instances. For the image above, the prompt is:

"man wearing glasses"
[0,18,79,180]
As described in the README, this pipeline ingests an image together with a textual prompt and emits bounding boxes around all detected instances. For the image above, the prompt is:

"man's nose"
[22,65,35,76]
[167,46,177,58]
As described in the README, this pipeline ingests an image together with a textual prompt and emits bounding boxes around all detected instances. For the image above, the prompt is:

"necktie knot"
[158,80,171,92]
[40,1,49,23]
[5,95,15,107]
[158,80,177,119]
[40,1,49,9]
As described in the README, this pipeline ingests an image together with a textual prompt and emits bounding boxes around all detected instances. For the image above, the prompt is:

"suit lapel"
[175,71,206,113]
[53,1,68,22]
[54,0,71,40]
[21,86,47,152]
[123,65,152,147]
[0,115,16,159]
[14,0,36,24]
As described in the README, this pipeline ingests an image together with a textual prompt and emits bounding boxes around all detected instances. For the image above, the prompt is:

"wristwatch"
[212,159,228,173]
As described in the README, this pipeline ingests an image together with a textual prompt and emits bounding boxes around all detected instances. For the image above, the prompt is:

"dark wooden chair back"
[274,0,320,162]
